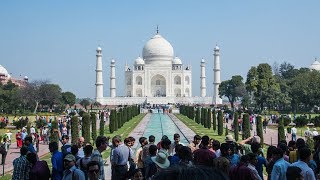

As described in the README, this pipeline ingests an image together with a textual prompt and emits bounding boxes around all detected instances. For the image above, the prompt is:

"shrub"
[278,117,286,143]
[82,113,91,144]
[218,110,223,136]
[242,114,250,140]
[90,113,97,145]
[50,119,59,144]
[71,116,79,145]
[311,116,320,127]
[99,112,105,136]
[0,121,7,129]
[207,108,212,129]
[283,116,292,126]
[294,116,308,127]
[225,124,228,136]
[233,112,239,141]
[36,119,47,129]
[195,108,200,124]
[256,116,263,146]
[13,119,28,129]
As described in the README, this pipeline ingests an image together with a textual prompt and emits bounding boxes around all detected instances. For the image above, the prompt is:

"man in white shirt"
[30,126,36,134]
[291,125,297,141]
[313,128,318,136]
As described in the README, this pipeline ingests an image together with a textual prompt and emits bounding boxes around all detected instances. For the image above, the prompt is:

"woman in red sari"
[16,131,23,148]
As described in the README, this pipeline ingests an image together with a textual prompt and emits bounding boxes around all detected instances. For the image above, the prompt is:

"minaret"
[110,59,116,97]
[95,47,103,102]
[200,58,206,97]
[213,45,222,104]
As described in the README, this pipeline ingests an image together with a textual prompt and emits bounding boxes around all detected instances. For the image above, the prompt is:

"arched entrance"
[151,75,166,97]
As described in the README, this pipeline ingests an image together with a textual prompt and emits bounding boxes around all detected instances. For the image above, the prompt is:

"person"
[151,152,170,171]
[271,147,290,180]
[21,128,28,142]
[263,119,268,133]
[141,135,155,163]
[290,147,316,180]
[229,155,255,180]
[178,146,193,167]
[91,136,109,180]
[168,144,183,166]
[5,130,12,143]
[77,137,85,158]
[27,152,50,180]
[156,135,168,149]
[212,143,231,176]
[30,125,36,134]
[0,137,8,165]
[61,135,72,157]
[251,142,267,179]
[135,137,148,173]
[169,133,184,155]
[12,146,31,180]
[42,126,49,144]
[291,125,297,141]
[62,154,85,180]
[144,145,158,179]
[188,134,201,153]
[71,144,81,161]
[76,144,93,179]
[212,139,221,157]
[158,138,171,157]
[313,128,318,136]
[87,161,100,180]
[247,153,262,180]
[16,130,23,148]
[25,136,36,154]
[49,141,64,180]
[286,166,303,180]
[239,136,261,155]
[193,135,215,167]
[110,135,131,180]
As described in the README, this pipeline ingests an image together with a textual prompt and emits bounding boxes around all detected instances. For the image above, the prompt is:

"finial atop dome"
[214,44,220,51]
[156,25,159,34]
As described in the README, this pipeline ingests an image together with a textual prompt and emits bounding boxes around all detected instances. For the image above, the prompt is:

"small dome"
[172,57,182,65]
[214,45,220,51]
[96,47,102,51]
[0,65,10,78]
[134,57,145,65]
[310,60,320,71]
[142,34,174,65]
[201,58,205,63]
[111,59,115,63]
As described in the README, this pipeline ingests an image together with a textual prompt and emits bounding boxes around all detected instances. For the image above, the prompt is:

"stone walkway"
[225,120,304,146]
[1,141,50,175]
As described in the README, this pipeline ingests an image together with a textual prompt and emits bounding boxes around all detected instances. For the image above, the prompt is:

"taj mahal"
[95,30,222,105]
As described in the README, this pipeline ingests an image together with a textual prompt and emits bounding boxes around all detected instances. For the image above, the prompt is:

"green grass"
[175,114,225,143]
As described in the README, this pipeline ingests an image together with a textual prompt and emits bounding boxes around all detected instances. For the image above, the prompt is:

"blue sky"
[1,1,319,98]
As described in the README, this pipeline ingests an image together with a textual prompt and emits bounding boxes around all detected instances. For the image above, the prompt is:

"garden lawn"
[175,114,225,143]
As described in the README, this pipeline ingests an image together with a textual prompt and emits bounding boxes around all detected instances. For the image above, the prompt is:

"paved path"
[1,141,50,175]
[225,120,304,146]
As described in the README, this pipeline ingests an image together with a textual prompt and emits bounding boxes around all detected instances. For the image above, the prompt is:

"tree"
[256,116,263,146]
[233,112,239,141]
[242,113,250,140]
[278,117,286,143]
[79,99,91,110]
[50,119,59,143]
[212,109,217,132]
[201,108,205,126]
[99,112,104,136]
[218,110,223,135]
[39,83,62,110]
[279,62,296,79]
[109,110,116,133]
[62,91,76,106]
[225,124,229,136]
[219,75,246,110]
[71,116,79,144]
[207,108,212,129]
[90,112,97,144]
[82,113,91,143]
[195,107,200,124]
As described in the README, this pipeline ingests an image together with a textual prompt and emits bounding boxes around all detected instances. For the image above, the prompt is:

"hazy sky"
[1,1,319,98]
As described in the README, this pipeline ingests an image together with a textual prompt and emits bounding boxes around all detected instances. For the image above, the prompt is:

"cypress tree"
[195,107,201,124]
[190,107,195,120]
[123,107,128,122]
[50,119,59,144]
[256,116,263,146]
[233,112,239,141]
[278,117,286,143]
[218,110,223,135]
[212,109,217,132]
[225,124,229,136]
[90,112,97,145]
[109,110,114,133]
[128,106,132,120]
[99,112,105,136]
[82,113,91,144]
[119,108,123,127]
[27,122,31,135]
[71,116,79,144]
[207,108,212,129]
[117,112,121,129]
[201,108,205,126]
[203,108,208,128]
[242,113,250,140]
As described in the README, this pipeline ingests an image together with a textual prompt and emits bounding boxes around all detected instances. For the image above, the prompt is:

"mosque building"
[95,30,221,105]
[0,65,28,87]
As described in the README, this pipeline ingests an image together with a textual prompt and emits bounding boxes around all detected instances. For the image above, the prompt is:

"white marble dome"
[0,65,10,77]
[172,57,182,65]
[310,60,320,71]
[134,57,145,65]
[142,34,174,65]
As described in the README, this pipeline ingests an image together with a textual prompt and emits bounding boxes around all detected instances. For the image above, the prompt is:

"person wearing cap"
[151,152,170,171]
[62,154,85,180]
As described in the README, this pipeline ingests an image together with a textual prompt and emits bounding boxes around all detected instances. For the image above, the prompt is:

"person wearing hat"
[151,152,170,170]
[62,154,85,180]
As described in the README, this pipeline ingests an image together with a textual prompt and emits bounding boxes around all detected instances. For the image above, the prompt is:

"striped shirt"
[91,149,105,180]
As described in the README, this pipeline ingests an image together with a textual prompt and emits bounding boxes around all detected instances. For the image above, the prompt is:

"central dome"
[142,34,174,65]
